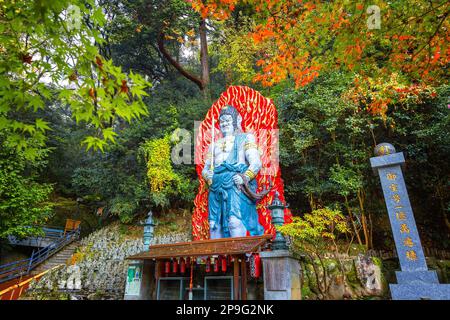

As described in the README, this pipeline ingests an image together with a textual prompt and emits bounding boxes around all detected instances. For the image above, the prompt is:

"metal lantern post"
[143,211,156,250]
[268,192,288,250]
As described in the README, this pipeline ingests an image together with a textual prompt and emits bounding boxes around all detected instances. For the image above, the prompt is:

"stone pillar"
[370,143,450,300]
[259,250,301,300]
[260,193,301,300]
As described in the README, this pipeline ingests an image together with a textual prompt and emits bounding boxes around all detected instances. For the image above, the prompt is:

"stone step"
[53,254,73,258]
[30,241,79,274]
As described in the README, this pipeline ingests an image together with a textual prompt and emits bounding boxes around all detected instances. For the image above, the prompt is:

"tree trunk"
[344,195,363,246]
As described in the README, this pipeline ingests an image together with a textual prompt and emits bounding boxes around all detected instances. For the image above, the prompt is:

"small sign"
[125,264,142,296]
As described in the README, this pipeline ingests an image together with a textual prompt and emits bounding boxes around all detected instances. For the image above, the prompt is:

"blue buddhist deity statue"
[202,105,265,239]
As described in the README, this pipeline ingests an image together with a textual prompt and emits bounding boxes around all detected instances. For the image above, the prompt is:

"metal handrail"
[0,228,80,284]
[0,264,65,300]
[7,227,66,244]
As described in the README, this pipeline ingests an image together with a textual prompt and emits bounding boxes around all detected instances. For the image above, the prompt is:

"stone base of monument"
[390,270,450,300]
[259,250,301,300]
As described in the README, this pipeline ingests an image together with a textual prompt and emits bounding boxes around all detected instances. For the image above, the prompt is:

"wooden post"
[240,256,247,300]
[233,256,239,300]
[154,260,162,300]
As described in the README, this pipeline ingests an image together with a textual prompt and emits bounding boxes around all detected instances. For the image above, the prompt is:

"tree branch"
[157,32,205,90]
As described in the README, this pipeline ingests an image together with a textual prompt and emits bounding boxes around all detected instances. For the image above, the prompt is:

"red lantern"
[221,255,227,272]
[165,261,170,274]
[180,258,186,273]
[173,259,178,273]
[214,257,219,272]
[206,257,211,273]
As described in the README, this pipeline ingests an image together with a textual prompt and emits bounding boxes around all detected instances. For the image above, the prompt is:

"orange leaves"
[252,25,276,43]
[190,0,238,19]
[431,46,441,64]
[89,87,96,99]
[344,39,365,64]
[343,73,438,118]
[193,0,449,91]
[392,35,415,41]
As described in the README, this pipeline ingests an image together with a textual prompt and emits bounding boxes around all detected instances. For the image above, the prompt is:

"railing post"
[27,250,35,274]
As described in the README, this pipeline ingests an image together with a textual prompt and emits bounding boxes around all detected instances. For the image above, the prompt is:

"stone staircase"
[31,241,79,275]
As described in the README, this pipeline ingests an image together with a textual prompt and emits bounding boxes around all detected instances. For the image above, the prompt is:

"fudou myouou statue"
[192,85,292,241]
[202,105,264,238]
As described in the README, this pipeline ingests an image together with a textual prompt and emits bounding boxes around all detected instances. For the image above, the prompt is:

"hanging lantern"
[214,257,219,272]
[221,255,227,272]
[250,254,261,278]
[165,261,170,274]
[206,257,211,273]
[180,258,186,273]
[173,258,178,273]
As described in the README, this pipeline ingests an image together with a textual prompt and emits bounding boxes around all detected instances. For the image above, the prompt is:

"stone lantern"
[260,192,301,300]
[142,211,156,250]
[268,192,288,251]
[124,211,155,300]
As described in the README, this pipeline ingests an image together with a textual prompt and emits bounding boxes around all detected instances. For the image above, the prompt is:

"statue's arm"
[202,145,214,184]
[244,133,262,181]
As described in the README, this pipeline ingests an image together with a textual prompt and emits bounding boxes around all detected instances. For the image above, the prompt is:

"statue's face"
[219,114,234,136]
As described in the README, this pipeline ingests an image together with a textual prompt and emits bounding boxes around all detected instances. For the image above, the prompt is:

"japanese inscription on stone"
[374,160,427,271]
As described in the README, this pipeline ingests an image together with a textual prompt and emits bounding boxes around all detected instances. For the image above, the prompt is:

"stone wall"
[300,254,450,300]
[22,222,191,300]
[299,254,389,300]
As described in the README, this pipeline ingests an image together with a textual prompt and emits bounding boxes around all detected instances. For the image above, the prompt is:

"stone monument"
[370,142,450,300]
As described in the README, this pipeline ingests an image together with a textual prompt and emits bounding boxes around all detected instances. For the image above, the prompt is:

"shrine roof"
[126,234,272,260]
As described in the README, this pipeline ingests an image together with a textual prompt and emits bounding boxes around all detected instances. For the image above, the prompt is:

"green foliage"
[0,146,53,239]
[0,0,151,160]
[140,135,193,208]
[276,72,450,249]
[277,72,372,207]
[278,208,350,254]
[54,79,202,224]
[278,207,350,299]
[211,16,260,85]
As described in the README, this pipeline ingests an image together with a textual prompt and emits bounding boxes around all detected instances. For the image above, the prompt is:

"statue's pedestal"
[259,250,301,300]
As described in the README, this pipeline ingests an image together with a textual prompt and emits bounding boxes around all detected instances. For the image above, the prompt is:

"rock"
[327,275,345,300]
[355,254,383,296]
